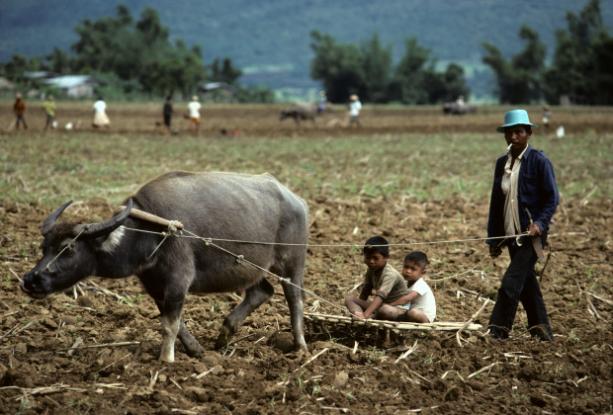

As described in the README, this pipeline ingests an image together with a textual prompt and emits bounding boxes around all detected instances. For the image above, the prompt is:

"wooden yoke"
[119,206,184,230]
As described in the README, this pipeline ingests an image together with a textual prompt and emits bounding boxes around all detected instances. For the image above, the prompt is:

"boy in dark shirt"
[345,236,411,320]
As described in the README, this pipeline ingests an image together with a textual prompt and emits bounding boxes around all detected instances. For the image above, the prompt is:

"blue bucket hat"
[497,109,535,132]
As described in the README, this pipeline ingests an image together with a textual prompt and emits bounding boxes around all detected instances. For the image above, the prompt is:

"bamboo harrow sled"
[305,312,482,331]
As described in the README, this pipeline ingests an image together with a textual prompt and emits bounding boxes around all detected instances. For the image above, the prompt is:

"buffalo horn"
[81,198,133,238]
[41,200,73,235]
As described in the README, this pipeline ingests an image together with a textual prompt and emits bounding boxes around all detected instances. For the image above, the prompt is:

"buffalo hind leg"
[280,274,308,351]
[215,278,274,349]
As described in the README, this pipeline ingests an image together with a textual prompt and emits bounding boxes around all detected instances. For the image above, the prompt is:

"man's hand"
[489,244,502,258]
[528,222,541,236]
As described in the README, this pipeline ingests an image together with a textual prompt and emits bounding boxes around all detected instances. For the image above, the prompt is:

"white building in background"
[0,76,15,91]
[43,75,97,98]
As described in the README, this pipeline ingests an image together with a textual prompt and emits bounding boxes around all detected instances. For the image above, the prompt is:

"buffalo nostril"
[23,275,41,292]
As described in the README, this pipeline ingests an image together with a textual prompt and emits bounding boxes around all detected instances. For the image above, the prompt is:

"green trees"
[209,58,243,85]
[484,0,612,105]
[310,31,365,103]
[482,26,546,104]
[310,32,469,104]
[544,0,612,104]
[69,6,205,96]
[360,35,393,102]
[0,5,253,99]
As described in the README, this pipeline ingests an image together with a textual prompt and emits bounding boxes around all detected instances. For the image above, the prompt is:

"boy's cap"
[497,109,535,133]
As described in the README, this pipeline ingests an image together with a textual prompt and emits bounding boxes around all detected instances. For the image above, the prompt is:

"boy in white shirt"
[390,251,437,323]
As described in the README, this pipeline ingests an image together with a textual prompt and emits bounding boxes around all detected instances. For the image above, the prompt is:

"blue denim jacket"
[487,146,559,246]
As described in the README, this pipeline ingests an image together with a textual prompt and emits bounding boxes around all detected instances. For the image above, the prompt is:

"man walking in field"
[347,94,362,127]
[12,92,28,130]
[42,95,57,132]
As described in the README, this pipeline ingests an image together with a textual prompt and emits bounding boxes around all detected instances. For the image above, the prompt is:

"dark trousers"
[15,115,28,129]
[489,239,553,340]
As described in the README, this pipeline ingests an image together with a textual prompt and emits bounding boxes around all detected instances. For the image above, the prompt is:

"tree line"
[1,0,610,104]
[0,6,269,101]
[310,0,611,105]
[483,0,612,105]
[310,32,469,104]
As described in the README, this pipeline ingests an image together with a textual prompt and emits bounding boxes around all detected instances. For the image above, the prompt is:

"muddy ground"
[0,105,612,414]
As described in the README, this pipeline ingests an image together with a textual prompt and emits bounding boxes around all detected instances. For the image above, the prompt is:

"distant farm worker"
[389,251,436,323]
[13,92,28,130]
[345,236,412,320]
[42,95,57,131]
[541,106,551,134]
[163,95,173,133]
[317,90,327,114]
[92,96,110,129]
[188,95,202,133]
[347,94,362,127]
[487,109,559,341]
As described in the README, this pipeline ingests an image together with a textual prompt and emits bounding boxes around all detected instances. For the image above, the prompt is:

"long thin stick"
[8,268,22,283]
[59,341,141,351]
[394,340,418,364]
[82,280,132,305]
[298,348,329,370]
[467,362,500,379]
[0,383,88,398]
[456,299,491,347]
[0,321,35,341]
[586,292,613,306]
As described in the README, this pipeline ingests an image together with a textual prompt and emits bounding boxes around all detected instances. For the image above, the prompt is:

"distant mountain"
[1,0,612,98]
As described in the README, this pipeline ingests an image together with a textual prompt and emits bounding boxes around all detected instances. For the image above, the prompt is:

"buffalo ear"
[80,198,133,239]
[41,200,73,235]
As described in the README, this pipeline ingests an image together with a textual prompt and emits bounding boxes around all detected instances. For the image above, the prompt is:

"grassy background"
[1,130,611,208]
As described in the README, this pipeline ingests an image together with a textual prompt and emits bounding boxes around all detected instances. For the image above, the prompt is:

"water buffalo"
[21,171,309,362]
[279,106,317,125]
[442,102,477,115]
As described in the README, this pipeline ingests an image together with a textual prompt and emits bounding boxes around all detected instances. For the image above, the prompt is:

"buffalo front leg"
[160,314,181,363]
[178,320,204,357]
[141,276,189,363]
[215,278,274,350]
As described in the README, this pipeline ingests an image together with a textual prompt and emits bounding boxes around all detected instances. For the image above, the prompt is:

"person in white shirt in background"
[347,94,362,127]
[187,95,202,133]
[92,96,110,129]
[390,251,437,323]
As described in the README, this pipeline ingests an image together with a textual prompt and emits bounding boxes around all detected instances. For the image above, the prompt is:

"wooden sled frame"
[305,312,482,331]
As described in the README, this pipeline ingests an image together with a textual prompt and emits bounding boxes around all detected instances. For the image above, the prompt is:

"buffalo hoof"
[184,341,205,357]
[269,331,295,353]
[214,326,233,350]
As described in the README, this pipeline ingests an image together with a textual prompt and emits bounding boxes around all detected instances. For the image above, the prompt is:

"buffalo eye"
[65,242,76,253]
[57,241,76,257]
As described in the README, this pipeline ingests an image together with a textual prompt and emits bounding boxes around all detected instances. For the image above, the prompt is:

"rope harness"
[117,209,534,315]
[44,228,86,272]
[50,207,570,316]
